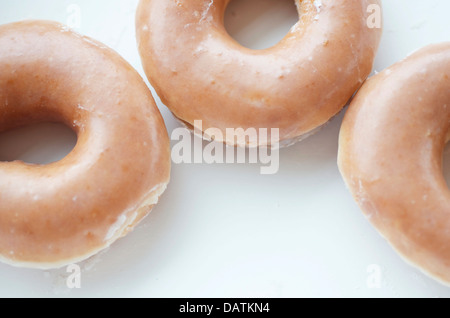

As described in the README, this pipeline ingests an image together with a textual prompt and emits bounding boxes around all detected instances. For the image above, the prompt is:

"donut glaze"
[136,0,382,147]
[0,21,171,269]
[338,43,450,284]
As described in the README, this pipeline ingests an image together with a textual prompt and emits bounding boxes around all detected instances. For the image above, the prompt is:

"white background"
[0,0,449,298]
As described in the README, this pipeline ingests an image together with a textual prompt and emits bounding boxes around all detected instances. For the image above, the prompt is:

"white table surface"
[0,0,449,298]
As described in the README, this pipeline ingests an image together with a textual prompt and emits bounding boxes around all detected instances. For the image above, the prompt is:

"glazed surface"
[0,21,171,268]
[136,0,382,146]
[338,43,450,284]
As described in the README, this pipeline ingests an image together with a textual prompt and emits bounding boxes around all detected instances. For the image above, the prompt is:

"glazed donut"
[136,0,382,147]
[338,43,450,284]
[0,21,171,269]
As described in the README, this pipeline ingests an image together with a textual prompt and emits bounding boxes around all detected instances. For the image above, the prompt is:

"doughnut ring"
[338,43,450,284]
[0,21,171,269]
[136,0,382,147]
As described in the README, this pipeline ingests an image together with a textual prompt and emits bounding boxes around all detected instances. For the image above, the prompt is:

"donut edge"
[0,181,169,270]
[337,45,450,287]
[172,112,336,149]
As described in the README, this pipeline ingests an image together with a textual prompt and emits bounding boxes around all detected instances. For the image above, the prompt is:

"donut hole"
[0,122,77,165]
[224,0,299,50]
